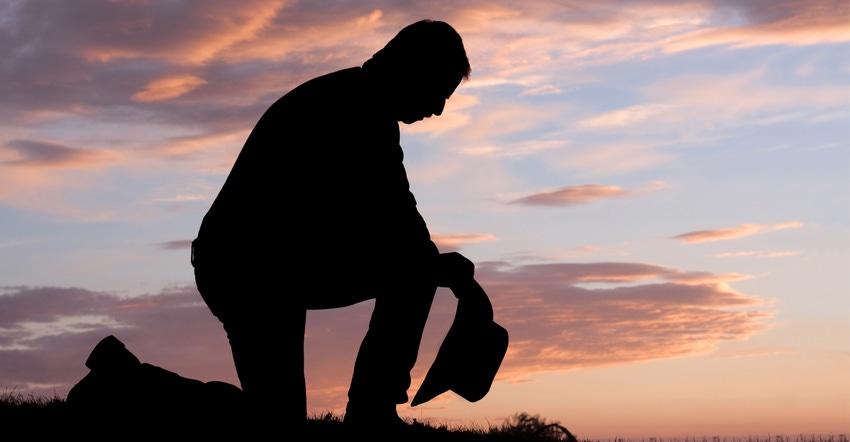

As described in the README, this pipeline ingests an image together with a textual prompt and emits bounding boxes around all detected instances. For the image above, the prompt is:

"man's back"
[198,67,434,274]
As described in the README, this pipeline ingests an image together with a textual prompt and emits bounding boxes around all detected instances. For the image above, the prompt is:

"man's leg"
[196,263,307,430]
[345,281,437,424]
[223,304,306,429]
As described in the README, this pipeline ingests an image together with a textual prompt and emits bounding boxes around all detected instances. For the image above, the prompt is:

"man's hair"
[365,20,471,81]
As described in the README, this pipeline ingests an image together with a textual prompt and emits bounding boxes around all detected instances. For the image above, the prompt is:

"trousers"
[192,239,437,425]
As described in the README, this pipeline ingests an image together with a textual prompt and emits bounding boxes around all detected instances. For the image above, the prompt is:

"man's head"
[363,20,470,124]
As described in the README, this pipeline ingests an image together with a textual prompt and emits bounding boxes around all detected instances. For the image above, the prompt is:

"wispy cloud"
[714,250,801,258]
[0,286,235,393]
[156,240,193,251]
[505,246,606,263]
[662,0,850,53]
[72,0,286,65]
[673,222,804,243]
[132,75,208,102]
[2,140,117,168]
[431,233,496,252]
[510,181,670,206]
[511,184,627,206]
[578,104,677,129]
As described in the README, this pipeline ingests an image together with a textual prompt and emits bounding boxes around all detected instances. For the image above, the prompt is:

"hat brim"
[411,319,508,406]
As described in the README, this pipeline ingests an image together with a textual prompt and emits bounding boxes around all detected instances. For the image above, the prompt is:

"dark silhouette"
[67,335,245,437]
[191,19,506,432]
[412,279,508,407]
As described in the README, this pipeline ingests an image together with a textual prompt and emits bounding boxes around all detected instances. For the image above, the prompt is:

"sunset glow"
[1,0,847,437]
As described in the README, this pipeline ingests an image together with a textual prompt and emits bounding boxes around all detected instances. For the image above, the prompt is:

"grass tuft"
[1,394,846,442]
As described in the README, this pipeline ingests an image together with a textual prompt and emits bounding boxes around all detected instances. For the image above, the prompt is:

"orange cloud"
[146,130,250,161]
[132,75,207,102]
[663,0,850,53]
[79,0,286,64]
[666,271,752,286]
[431,233,496,252]
[510,181,669,206]
[511,184,626,206]
[472,261,770,379]
[578,104,676,128]
[673,222,804,243]
[219,8,386,64]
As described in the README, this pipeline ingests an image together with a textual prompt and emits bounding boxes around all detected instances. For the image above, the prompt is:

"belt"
[190,239,198,268]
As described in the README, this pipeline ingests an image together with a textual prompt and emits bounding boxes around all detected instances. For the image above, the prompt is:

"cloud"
[505,246,607,263]
[0,285,236,393]
[673,221,804,243]
[460,139,567,158]
[570,69,848,146]
[475,261,770,377]
[510,181,669,206]
[131,75,208,102]
[662,0,850,53]
[61,0,286,65]
[511,184,627,206]
[578,104,677,129]
[2,140,117,168]
[147,195,207,204]
[0,140,125,219]
[157,240,193,251]
[0,257,770,410]
[714,250,801,258]
[431,233,496,252]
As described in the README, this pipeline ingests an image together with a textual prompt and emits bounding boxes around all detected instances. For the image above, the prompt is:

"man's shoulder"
[315,66,363,82]
[262,67,364,118]
[289,67,363,97]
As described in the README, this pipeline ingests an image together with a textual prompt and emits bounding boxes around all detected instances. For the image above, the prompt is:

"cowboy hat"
[411,279,508,406]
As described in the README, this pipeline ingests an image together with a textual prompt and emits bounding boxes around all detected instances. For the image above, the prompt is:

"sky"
[1,0,848,437]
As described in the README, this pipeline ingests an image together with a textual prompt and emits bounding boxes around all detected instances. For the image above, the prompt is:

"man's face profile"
[396,73,462,125]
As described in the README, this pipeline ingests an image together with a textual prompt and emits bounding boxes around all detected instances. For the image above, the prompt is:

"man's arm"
[434,252,475,289]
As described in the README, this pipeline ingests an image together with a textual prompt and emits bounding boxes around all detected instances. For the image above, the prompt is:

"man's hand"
[434,252,475,288]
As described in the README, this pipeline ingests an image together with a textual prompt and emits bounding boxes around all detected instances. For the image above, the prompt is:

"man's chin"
[401,113,433,124]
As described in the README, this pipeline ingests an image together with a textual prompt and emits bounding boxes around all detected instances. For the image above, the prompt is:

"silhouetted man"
[191,20,474,430]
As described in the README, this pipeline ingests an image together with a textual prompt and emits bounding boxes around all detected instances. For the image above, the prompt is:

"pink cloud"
[0,286,236,394]
[68,0,285,65]
[431,233,496,252]
[663,0,850,53]
[511,184,628,206]
[131,75,207,102]
[0,258,771,413]
[673,222,804,243]
[714,250,801,258]
[476,262,770,378]
[2,140,118,169]
[510,182,670,206]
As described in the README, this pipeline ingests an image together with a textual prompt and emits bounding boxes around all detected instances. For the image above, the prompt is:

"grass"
[1,392,846,442]
[0,391,569,440]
